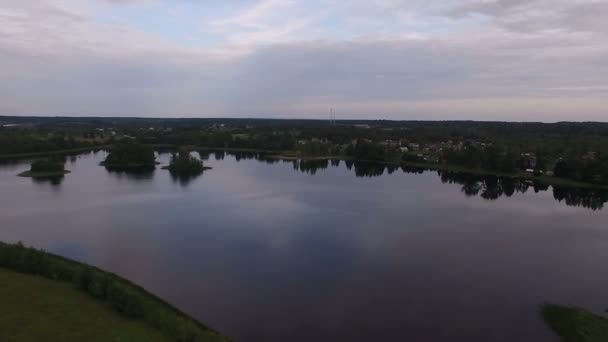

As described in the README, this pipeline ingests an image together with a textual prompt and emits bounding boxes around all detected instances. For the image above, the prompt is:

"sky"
[0,0,607,121]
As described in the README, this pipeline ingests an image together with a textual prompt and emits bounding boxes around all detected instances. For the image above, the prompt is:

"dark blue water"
[1,151,608,341]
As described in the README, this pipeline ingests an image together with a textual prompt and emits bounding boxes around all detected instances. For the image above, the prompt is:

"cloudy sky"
[1,0,607,121]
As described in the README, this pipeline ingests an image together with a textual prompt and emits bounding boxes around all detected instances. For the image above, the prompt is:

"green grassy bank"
[0,242,228,342]
[0,268,170,342]
[541,304,608,342]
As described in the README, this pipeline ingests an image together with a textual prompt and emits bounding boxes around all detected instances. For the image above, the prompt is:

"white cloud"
[0,0,607,121]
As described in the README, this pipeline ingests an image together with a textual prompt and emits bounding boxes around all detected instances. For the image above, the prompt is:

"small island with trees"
[100,142,157,170]
[18,157,70,178]
[162,148,211,176]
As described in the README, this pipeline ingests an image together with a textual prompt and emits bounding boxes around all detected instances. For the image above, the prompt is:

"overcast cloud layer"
[1,0,607,121]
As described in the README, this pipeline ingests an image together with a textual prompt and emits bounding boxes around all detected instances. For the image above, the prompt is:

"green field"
[0,268,169,342]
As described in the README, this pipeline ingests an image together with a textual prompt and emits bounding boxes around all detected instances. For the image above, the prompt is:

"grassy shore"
[541,304,608,342]
[0,268,171,342]
[0,242,228,342]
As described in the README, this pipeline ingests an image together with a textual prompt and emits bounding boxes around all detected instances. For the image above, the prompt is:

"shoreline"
[4,145,607,190]
[212,148,608,190]
[0,241,228,341]
[0,145,111,160]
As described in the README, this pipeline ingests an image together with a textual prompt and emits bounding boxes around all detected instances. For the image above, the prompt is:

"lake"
[1,150,608,341]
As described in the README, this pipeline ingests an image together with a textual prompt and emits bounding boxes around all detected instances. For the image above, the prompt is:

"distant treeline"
[0,131,98,155]
[2,117,608,185]
[0,242,227,342]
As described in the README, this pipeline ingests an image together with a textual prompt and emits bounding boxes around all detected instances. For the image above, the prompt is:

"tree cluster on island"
[165,148,209,176]
[31,158,65,173]
[101,142,156,169]
[18,156,69,178]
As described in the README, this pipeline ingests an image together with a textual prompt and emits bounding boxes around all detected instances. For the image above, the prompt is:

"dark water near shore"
[1,151,608,341]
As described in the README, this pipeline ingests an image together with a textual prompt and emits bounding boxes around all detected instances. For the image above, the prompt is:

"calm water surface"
[1,151,608,341]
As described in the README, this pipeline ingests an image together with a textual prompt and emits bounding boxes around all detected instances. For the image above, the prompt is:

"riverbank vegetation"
[0,241,228,342]
[541,304,608,342]
[101,142,156,170]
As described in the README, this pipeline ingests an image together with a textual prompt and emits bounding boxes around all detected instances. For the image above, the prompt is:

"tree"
[102,143,156,169]
[554,159,571,178]
[167,148,205,175]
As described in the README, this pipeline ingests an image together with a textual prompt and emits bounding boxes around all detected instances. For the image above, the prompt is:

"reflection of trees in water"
[223,150,281,163]
[401,165,426,174]
[169,173,199,187]
[200,150,608,210]
[553,186,608,211]
[386,164,399,174]
[231,151,257,161]
[353,161,385,177]
[439,172,532,200]
[438,170,608,210]
[31,175,64,187]
[298,159,329,175]
[104,167,155,182]
[67,154,78,164]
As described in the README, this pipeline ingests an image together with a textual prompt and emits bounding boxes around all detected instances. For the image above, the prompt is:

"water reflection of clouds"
[3,151,608,341]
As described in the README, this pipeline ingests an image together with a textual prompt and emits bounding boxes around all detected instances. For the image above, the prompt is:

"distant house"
[409,143,420,151]
[354,124,371,129]
[400,147,409,153]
